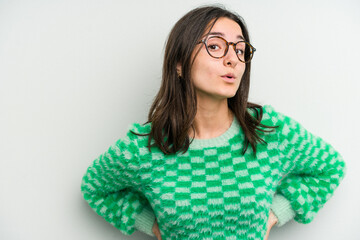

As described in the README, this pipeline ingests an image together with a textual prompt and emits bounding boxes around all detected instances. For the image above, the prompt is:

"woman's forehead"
[210,18,243,37]
[203,17,243,40]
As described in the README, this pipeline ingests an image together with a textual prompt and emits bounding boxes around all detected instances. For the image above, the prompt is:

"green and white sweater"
[81,105,346,240]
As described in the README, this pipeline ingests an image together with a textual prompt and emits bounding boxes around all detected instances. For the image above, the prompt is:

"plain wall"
[1,0,359,239]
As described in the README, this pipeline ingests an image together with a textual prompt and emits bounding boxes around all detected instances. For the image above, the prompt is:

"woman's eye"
[236,49,244,55]
[208,44,220,51]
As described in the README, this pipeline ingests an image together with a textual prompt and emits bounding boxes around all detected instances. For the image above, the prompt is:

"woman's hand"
[264,210,278,240]
[152,219,162,240]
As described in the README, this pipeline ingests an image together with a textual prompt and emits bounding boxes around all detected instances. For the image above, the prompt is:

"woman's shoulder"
[128,122,152,134]
[112,122,152,153]
[261,104,283,120]
[246,104,279,118]
[125,121,152,141]
[246,104,286,128]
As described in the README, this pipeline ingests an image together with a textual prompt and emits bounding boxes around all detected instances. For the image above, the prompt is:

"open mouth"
[221,74,236,81]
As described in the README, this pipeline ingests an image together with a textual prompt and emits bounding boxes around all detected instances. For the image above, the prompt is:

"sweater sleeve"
[264,105,346,227]
[81,130,156,236]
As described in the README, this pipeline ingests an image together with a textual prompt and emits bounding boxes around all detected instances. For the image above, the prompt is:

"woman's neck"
[190,97,233,139]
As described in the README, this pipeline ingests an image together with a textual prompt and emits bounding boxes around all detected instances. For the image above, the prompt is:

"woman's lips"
[221,74,236,83]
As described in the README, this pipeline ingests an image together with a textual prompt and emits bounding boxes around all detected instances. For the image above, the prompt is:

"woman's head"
[146,5,270,155]
[189,17,247,101]
[164,5,252,104]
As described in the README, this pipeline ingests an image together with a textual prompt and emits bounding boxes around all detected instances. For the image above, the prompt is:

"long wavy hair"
[135,5,276,156]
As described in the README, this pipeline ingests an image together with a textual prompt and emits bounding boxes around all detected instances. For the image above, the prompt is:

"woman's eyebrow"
[208,31,245,40]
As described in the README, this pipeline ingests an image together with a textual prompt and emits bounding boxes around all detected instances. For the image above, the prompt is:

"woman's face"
[190,17,246,101]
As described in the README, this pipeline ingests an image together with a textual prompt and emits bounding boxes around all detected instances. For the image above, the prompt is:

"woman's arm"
[81,131,156,236]
[265,105,346,226]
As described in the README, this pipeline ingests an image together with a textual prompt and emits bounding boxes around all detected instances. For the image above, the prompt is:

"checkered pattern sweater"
[81,105,346,240]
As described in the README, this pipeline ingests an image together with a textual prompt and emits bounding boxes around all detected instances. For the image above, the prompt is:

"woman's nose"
[223,44,239,67]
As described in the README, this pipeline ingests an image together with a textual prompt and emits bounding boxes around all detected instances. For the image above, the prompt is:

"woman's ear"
[176,63,182,78]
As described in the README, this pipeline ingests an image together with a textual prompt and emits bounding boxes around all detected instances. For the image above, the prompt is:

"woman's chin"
[213,93,237,101]
[220,91,238,99]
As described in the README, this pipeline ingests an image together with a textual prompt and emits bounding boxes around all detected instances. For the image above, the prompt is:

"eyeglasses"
[198,36,256,63]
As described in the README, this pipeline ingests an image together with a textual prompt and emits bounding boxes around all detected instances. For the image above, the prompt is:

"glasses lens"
[205,37,255,63]
[236,42,253,63]
[206,37,227,58]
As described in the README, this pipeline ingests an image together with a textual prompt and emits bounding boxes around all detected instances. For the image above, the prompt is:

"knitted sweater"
[81,105,346,240]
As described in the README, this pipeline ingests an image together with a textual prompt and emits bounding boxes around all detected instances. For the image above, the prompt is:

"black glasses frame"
[198,36,256,63]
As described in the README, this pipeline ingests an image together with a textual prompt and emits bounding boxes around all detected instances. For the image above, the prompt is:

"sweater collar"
[189,115,241,149]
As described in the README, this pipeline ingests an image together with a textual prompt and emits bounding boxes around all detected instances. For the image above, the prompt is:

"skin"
[153,17,278,240]
[187,17,245,139]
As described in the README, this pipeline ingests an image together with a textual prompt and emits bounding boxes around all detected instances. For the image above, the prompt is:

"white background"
[1,0,359,239]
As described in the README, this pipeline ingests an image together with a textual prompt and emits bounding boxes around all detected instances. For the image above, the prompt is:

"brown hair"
[135,5,276,156]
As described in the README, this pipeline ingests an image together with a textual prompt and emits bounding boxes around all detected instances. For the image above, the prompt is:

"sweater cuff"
[134,205,156,236]
[270,193,296,227]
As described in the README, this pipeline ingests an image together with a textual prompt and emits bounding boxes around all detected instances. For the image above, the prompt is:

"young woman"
[81,6,346,240]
